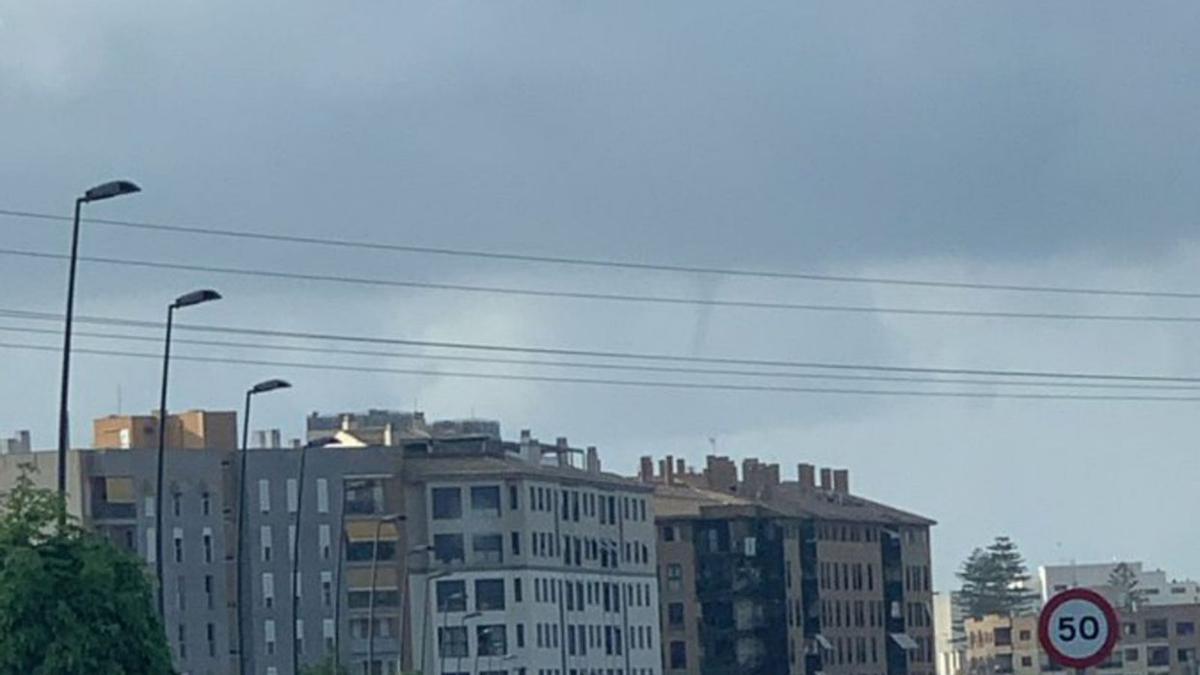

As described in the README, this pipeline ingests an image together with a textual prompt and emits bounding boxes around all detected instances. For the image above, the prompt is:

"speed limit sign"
[1038,588,1119,670]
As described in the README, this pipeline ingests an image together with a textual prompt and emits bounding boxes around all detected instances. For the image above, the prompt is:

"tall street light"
[292,434,330,675]
[154,288,221,617]
[367,513,405,671]
[56,179,140,518]
[236,379,291,675]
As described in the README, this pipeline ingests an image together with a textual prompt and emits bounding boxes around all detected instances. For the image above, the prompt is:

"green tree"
[0,467,173,674]
[957,536,1039,618]
[1108,562,1146,612]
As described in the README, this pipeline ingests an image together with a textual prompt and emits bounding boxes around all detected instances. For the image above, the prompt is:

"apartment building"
[16,410,658,675]
[1039,563,1200,608]
[934,592,966,675]
[646,455,935,675]
[94,409,238,450]
[405,432,661,675]
[964,604,1200,675]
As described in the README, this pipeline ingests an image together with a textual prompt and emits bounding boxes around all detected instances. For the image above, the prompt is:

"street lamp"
[460,611,483,675]
[56,179,141,518]
[367,513,405,670]
[154,288,220,617]
[408,546,442,675]
[235,378,291,675]
[291,433,331,675]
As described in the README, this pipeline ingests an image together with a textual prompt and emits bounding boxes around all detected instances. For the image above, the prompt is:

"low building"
[964,604,1200,675]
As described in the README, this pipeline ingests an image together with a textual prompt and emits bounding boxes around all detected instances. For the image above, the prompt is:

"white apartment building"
[405,438,661,675]
[1039,562,1200,607]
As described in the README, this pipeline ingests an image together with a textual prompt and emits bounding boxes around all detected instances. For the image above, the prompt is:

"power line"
[7,247,1200,324]
[4,339,1200,402]
[4,206,1198,300]
[4,306,1199,383]
[3,322,1195,391]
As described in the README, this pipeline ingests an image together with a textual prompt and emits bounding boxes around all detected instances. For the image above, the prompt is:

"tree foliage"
[1108,562,1146,612]
[0,467,174,674]
[957,536,1040,618]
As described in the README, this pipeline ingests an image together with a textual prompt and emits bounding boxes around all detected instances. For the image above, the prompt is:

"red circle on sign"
[1038,588,1120,669]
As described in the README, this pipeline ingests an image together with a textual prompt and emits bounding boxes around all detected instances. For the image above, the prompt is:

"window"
[323,619,335,651]
[144,496,155,518]
[1125,648,1139,662]
[438,580,467,611]
[509,485,519,510]
[477,624,507,656]
[206,622,216,656]
[439,627,468,658]
[287,478,298,512]
[177,623,186,659]
[668,602,684,627]
[516,623,525,648]
[667,564,683,591]
[203,527,213,563]
[263,572,275,608]
[433,534,465,564]
[295,619,305,655]
[264,619,276,655]
[1178,621,1196,636]
[146,527,156,563]
[1019,629,1031,641]
[261,526,273,561]
[347,540,397,562]
[663,526,676,542]
[319,524,331,560]
[432,487,463,519]
[475,579,506,611]
[172,527,184,563]
[204,574,214,609]
[473,534,503,564]
[514,578,523,602]
[1021,657,1032,668]
[670,641,687,669]
[1147,619,1169,638]
[471,486,501,516]
[201,491,210,516]
[258,479,270,512]
[316,478,329,513]
[1148,647,1170,667]
[176,576,186,611]
[511,532,521,556]
[172,491,181,517]
[321,571,333,606]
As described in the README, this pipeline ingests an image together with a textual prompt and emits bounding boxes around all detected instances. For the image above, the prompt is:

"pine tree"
[957,536,1039,618]
[1108,562,1146,612]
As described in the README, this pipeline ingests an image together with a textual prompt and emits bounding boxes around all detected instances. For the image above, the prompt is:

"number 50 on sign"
[1038,588,1119,671]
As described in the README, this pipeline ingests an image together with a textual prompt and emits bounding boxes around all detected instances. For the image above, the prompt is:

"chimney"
[819,468,833,491]
[658,459,668,482]
[676,458,686,476]
[586,446,600,473]
[384,422,394,447]
[833,469,849,494]
[665,455,676,485]
[520,429,538,465]
[705,455,738,494]
[639,456,655,483]
[797,463,816,490]
[556,437,569,467]
[290,438,301,449]
[253,430,267,449]
[269,429,281,449]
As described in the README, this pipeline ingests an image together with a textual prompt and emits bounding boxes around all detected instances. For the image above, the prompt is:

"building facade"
[646,455,935,675]
[964,604,1200,675]
[29,414,659,675]
[1039,563,1200,608]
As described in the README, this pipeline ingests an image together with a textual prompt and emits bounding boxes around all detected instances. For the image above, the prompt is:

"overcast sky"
[3,1,1199,590]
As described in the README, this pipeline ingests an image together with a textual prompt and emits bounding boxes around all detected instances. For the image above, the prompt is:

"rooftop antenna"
[117,384,123,415]
[708,436,717,453]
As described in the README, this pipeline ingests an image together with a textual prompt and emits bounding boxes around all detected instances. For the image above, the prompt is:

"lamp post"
[438,591,464,675]
[56,179,140,520]
[460,611,483,675]
[367,513,405,671]
[292,434,329,675]
[418,563,448,675]
[236,378,291,675]
[154,288,220,618]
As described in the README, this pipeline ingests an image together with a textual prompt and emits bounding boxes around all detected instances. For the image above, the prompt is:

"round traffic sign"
[1038,588,1119,669]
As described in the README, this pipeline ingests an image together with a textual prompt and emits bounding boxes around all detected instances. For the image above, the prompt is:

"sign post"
[1038,588,1119,675]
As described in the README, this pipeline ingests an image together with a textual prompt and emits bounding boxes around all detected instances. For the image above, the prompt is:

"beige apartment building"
[644,454,936,675]
[94,409,238,450]
[965,604,1200,675]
